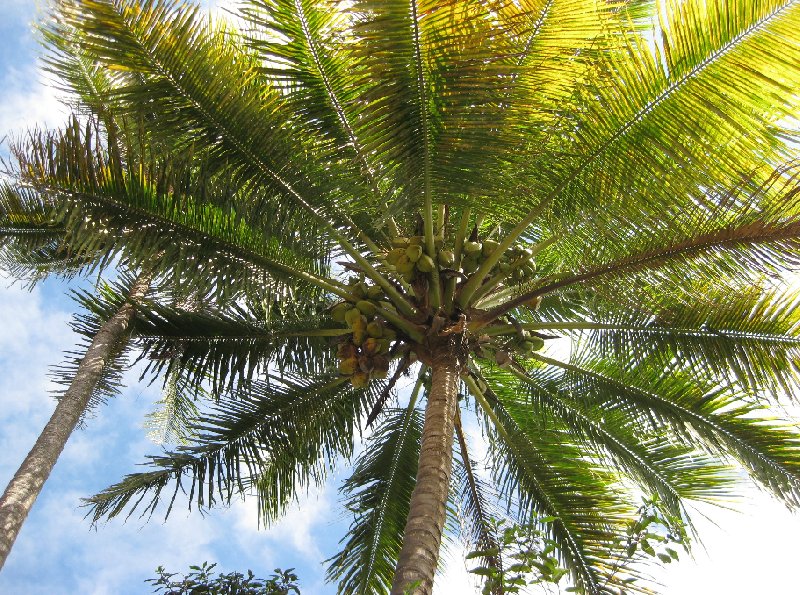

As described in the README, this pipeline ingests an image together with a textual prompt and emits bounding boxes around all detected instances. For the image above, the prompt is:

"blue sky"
[1,2,800,594]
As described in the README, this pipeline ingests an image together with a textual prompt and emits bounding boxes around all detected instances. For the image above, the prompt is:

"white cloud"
[0,65,66,141]
[436,542,481,595]
[233,483,335,562]
[0,281,75,482]
[652,487,800,594]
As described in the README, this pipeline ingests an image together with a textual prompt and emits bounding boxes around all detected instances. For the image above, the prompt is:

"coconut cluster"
[385,235,537,287]
[512,330,545,354]
[329,231,545,388]
[331,279,396,387]
[385,235,440,282]
[462,241,537,284]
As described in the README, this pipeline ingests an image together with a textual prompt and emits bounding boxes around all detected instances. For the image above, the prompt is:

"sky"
[1,1,800,594]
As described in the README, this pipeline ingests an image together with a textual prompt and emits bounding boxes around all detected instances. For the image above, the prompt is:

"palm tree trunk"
[391,356,459,595]
[0,273,150,571]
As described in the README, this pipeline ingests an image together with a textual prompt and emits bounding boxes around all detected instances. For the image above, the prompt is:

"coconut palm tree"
[3,0,800,593]
[0,269,150,570]
[0,109,162,570]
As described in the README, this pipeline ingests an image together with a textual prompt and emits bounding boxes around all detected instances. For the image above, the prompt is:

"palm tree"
[0,270,149,570]
[3,0,800,593]
[0,116,159,570]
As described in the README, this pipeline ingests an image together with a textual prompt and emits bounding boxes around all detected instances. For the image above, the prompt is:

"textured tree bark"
[391,356,459,595]
[0,274,150,571]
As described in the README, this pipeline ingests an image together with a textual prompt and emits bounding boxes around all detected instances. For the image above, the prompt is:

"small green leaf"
[466,548,500,560]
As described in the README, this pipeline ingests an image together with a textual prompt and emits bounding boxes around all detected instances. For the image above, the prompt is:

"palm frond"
[130,298,342,393]
[84,372,381,523]
[0,183,92,282]
[144,354,202,445]
[239,1,388,212]
[466,374,638,594]
[536,354,800,507]
[515,0,800,222]
[449,0,625,218]
[51,0,386,256]
[546,281,800,394]
[451,417,503,589]
[11,118,341,302]
[326,405,424,595]
[489,162,800,321]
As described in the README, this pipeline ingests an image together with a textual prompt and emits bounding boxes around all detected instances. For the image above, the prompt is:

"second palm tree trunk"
[391,357,459,595]
[0,273,150,571]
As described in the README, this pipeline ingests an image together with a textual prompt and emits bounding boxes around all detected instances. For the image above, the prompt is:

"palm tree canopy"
[3,0,800,593]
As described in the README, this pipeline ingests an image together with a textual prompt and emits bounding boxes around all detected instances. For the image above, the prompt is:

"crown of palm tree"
[2,0,800,593]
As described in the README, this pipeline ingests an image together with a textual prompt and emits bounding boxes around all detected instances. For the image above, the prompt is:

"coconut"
[462,257,479,274]
[363,337,381,355]
[395,255,415,274]
[438,250,455,266]
[482,239,500,257]
[405,244,423,262]
[331,302,351,322]
[337,342,357,360]
[531,336,545,351]
[351,371,370,388]
[356,300,378,317]
[338,357,358,375]
[463,241,482,255]
[358,354,373,372]
[416,254,435,273]
[344,307,363,327]
[352,328,367,346]
[386,248,405,264]
[373,355,390,375]
[367,321,384,338]
[391,237,410,248]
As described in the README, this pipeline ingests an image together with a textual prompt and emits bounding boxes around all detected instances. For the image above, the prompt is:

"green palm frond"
[499,273,800,394]
[326,404,424,595]
[144,355,202,445]
[451,417,503,586]
[562,282,800,394]
[486,161,800,322]
[550,160,800,277]
[40,24,120,128]
[534,354,800,507]
[240,1,389,214]
[483,364,735,521]
[466,374,638,594]
[0,183,90,282]
[50,0,374,245]
[519,0,800,223]
[455,0,627,219]
[129,299,343,393]
[84,372,381,523]
[12,118,338,301]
